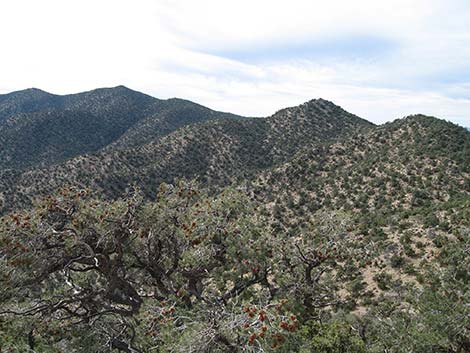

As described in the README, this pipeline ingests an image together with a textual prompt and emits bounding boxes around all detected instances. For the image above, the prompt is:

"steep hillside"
[0,86,242,169]
[251,115,469,309]
[0,99,372,213]
[265,98,372,162]
[107,98,243,150]
[258,115,468,217]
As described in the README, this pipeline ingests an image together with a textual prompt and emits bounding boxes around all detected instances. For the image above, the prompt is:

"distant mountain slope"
[0,87,156,169]
[0,88,56,123]
[0,86,242,169]
[0,98,373,213]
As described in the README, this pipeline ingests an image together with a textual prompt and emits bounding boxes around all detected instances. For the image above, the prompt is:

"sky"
[0,0,469,125]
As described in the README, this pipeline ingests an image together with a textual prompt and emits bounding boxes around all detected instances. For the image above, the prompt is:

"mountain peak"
[105,85,135,93]
[273,98,351,117]
[303,97,333,105]
[0,88,57,123]
[77,85,138,95]
[299,98,343,112]
[270,98,374,130]
[3,87,53,99]
[388,114,466,132]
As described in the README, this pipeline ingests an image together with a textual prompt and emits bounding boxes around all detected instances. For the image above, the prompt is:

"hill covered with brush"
[0,87,468,353]
[0,97,372,213]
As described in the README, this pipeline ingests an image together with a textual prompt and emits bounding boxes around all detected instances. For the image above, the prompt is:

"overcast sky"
[1,0,469,125]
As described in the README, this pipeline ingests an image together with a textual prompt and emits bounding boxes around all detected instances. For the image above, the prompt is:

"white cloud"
[0,0,469,125]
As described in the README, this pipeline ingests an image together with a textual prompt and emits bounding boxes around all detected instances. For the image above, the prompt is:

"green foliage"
[0,183,358,352]
[390,254,406,269]
[374,272,393,291]
[298,321,366,353]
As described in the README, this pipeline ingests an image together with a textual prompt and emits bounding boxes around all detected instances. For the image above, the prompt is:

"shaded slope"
[0,86,157,169]
[0,88,56,123]
[0,86,243,170]
[107,98,243,150]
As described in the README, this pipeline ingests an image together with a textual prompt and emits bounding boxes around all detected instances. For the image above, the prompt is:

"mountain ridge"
[0,87,468,353]
[0,86,245,170]
[0,91,373,213]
